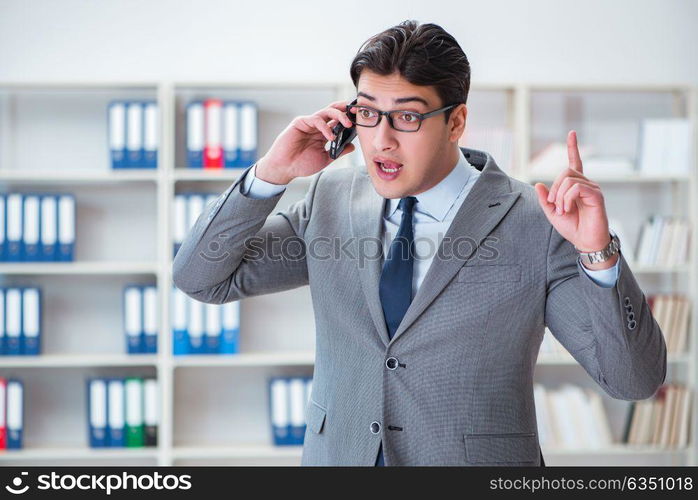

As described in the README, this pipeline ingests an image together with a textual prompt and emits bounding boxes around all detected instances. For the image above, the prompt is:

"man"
[173,20,666,466]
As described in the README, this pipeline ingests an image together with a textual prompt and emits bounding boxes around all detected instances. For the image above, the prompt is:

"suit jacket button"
[624,297,631,306]
[385,357,399,370]
[628,319,637,330]
[627,312,635,322]
[370,421,381,434]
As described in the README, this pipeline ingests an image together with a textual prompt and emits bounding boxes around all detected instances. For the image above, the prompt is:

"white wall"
[0,0,696,85]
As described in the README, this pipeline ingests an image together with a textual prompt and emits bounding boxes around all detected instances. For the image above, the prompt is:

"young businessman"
[173,20,667,466]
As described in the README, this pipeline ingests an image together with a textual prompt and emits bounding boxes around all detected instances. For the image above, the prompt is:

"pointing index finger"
[568,130,584,173]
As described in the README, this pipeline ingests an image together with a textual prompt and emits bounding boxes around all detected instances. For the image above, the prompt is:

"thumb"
[534,182,556,219]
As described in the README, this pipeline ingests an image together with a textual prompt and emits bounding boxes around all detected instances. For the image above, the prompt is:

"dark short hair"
[350,20,470,123]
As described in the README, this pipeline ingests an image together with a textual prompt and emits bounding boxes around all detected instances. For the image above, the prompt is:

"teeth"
[377,161,402,174]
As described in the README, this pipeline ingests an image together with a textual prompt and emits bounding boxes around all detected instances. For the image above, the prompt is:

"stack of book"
[648,294,691,354]
[123,285,158,354]
[623,383,692,449]
[634,216,691,266]
[534,384,614,449]
[0,378,23,449]
[269,376,313,446]
[0,287,42,356]
[108,101,159,169]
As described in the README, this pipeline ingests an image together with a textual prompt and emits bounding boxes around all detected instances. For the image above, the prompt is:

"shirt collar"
[386,150,474,222]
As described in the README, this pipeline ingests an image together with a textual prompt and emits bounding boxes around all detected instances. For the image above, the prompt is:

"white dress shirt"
[240,154,620,296]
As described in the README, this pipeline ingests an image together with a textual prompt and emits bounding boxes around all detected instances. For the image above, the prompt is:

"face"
[355,70,467,199]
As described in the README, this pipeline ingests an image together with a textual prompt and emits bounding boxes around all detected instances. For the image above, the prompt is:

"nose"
[372,114,398,151]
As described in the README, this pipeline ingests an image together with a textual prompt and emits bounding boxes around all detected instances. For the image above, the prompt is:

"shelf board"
[537,353,690,365]
[172,444,302,460]
[173,350,314,368]
[0,170,159,184]
[0,261,159,275]
[0,446,158,461]
[0,353,159,368]
[543,445,691,455]
[173,168,244,181]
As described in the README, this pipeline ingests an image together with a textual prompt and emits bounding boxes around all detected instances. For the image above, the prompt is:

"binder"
[203,99,223,169]
[57,194,75,261]
[220,301,239,354]
[108,101,127,169]
[173,195,187,257]
[21,287,41,355]
[172,287,189,355]
[0,194,6,261]
[143,378,158,446]
[6,379,23,449]
[143,101,158,169]
[107,378,125,447]
[0,289,5,355]
[126,101,144,168]
[0,377,6,449]
[5,288,21,356]
[188,295,205,354]
[124,286,143,354]
[6,193,23,262]
[142,286,158,354]
[186,101,204,168]
[40,195,58,261]
[88,378,108,448]
[270,377,290,445]
[204,303,221,354]
[288,377,306,444]
[22,195,40,261]
[186,194,205,232]
[239,101,258,166]
[125,377,144,447]
[223,101,239,168]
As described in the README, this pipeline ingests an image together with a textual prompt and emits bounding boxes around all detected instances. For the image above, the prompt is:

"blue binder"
[88,378,109,447]
[39,195,58,262]
[0,194,6,261]
[57,194,75,262]
[22,195,41,262]
[186,101,204,168]
[107,378,126,447]
[124,285,143,354]
[238,101,258,167]
[172,287,189,355]
[6,379,23,449]
[288,377,307,445]
[220,301,240,354]
[21,287,41,355]
[125,101,144,168]
[187,296,205,355]
[204,303,221,354]
[6,193,23,262]
[108,101,127,169]
[4,288,21,356]
[143,101,158,169]
[223,101,240,168]
[142,285,158,354]
[269,377,291,446]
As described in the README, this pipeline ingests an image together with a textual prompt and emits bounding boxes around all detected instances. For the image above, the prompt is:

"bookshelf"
[0,81,694,466]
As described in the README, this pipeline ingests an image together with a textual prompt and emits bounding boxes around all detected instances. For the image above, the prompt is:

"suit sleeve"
[544,225,667,401]
[172,164,320,304]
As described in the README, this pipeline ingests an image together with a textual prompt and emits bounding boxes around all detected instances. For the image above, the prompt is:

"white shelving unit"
[0,81,694,466]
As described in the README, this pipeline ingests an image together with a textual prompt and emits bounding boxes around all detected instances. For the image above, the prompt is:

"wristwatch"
[575,229,621,266]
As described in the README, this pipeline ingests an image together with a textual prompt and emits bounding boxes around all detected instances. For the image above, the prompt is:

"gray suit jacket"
[173,147,667,466]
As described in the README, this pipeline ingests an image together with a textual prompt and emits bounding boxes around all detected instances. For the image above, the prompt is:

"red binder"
[203,98,223,169]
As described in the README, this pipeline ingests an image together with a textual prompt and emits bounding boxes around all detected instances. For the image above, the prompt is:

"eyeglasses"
[347,102,458,132]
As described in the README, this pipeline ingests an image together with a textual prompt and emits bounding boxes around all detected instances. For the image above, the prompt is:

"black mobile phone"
[328,98,358,160]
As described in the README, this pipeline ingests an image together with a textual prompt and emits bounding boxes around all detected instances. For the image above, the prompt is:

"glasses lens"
[389,111,421,132]
[350,106,379,127]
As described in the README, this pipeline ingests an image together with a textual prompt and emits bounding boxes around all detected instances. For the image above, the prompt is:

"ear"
[449,103,467,142]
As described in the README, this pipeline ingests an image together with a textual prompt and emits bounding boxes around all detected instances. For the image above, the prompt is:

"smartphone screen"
[329,98,358,160]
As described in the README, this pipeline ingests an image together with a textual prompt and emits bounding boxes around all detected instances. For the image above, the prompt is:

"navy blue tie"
[375,196,417,466]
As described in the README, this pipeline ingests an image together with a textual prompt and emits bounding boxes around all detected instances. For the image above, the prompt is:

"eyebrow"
[357,91,429,107]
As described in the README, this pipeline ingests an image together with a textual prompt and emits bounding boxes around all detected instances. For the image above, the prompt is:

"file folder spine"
[220,301,240,354]
[57,194,76,262]
[40,195,58,262]
[88,378,108,448]
[186,101,204,168]
[0,195,6,261]
[143,378,158,446]
[203,99,223,169]
[124,285,144,354]
[172,287,189,355]
[21,287,41,355]
[125,377,145,447]
[143,101,158,169]
[6,193,23,262]
[0,289,5,355]
[108,101,127,169]
[0,377,6,449]
[143,285,158,354]
[107,378,125,447]
[239,101,258,166]
[126,101,144,168]
[223,101,239,168]
[5,288,21,356]
[270,377,291,446]
[6,379,23,449]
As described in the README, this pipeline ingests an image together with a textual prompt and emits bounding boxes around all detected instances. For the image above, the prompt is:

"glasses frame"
[347,102,459,132]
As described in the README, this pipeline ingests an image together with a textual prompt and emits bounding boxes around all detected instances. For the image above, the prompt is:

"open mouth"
[375,160,404,174]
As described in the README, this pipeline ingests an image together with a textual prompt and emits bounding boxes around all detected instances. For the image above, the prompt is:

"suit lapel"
[349,148,522,348]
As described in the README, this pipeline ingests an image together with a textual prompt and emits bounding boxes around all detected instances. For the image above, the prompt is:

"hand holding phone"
[329,98,358,160]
